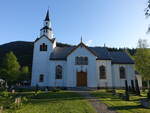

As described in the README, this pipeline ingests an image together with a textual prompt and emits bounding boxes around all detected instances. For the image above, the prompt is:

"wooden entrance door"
[77,71,87,87]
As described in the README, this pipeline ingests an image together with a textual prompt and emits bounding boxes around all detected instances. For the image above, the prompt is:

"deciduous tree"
[0,52,20,85]
[134,39,150,89]
[18,66,29,82]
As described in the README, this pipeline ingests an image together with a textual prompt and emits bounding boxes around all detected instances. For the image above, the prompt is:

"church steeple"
[40,9,53,39]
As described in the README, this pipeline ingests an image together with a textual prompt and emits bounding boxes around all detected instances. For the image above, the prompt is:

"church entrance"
[77,71,87,87]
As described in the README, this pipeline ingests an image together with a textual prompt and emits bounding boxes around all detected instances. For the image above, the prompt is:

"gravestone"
[12,89,15,94]
[0,106,3,113]
[45,87,48,93]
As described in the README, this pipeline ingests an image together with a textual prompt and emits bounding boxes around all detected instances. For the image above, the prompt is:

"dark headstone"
[35,84,39,93]
[135,79,140,95]
[147,90,150,99]
[131,80,135,93]
[125,80,129,101]
[112,87,116,95]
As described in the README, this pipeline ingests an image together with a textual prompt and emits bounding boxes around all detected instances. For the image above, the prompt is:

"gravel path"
[76,91,117,113]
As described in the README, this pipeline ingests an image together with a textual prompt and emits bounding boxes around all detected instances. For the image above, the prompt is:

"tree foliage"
[134,39,150,81]
[0,52,20,84]
[18,66,30,82]
[0,51,30,86]
[145,0,150,32]
[145,0,150,16]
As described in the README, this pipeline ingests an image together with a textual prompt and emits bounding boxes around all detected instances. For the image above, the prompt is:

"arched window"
[40,43,47,51]
[120,67,126,79]
[99,65,106,79]
[39,74,44,82]
[56,65,62,79]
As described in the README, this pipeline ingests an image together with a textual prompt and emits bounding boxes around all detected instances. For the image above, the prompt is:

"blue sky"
[0,0,149,48]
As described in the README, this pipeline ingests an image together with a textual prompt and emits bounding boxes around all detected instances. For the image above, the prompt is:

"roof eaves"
[96,58,112,60]
[50,58,66,61]
[40,26,52,31]
[34,35,55,43]
[112,62,135,64]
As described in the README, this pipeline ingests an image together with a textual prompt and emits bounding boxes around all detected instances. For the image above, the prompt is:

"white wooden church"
[31,10,139,88]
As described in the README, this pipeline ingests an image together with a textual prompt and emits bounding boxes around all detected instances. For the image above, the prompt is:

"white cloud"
[86,40,93,46]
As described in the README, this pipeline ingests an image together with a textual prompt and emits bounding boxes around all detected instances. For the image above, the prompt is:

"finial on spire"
[81,35,83,43]
[45,9,50,21]
[104,43,106,47]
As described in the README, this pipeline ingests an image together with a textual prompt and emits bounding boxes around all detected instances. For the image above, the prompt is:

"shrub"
[22,96,29,104]
[52,88,60,92]
[15,88,34,92]
[1,90,10,98]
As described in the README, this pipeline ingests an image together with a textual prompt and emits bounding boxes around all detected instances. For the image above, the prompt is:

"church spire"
[40,10,53,39]
[45,9,50,21]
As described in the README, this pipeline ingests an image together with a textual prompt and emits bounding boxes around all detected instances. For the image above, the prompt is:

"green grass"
[1,90,149,113]
[0,91,96,113]
[91,90,150,113]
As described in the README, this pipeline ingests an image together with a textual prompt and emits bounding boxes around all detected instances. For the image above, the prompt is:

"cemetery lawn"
[0,91,96,113]
[91,90,150,113]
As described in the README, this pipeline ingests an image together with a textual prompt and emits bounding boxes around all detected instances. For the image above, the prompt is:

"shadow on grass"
[108,105,146,111]
[25,92,89,105]
[92,92,145,102]
[14,91,88,105]
[0,91,87,106]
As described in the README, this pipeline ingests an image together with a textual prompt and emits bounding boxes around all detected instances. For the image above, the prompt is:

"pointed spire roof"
[45,10,50,21]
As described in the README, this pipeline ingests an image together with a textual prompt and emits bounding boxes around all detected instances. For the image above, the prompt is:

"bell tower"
[40,10,54,39]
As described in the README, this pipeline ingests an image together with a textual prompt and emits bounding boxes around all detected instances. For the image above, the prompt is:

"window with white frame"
[56,65,63,79]
[99,65,106,79]
[75,56,88,65]
[119,67,126,79]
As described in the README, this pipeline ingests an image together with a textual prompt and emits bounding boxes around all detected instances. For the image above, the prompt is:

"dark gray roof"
[109,52,134,64]
[35,35,55,43]
[90,47,111,60]
[50,47,75,60]
[50,46,134,64]
[50,47,110,60]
